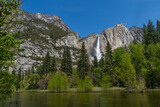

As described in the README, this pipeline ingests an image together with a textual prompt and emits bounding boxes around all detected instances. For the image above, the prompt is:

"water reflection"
[0,91,160,107]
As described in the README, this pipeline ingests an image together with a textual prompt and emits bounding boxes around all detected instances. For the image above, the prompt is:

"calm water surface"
[0,91,160,107]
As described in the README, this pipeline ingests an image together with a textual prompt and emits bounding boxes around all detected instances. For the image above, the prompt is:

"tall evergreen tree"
[50,56,57,72]
[18,67,22,88]
[104,41,114,75]
[77,42,90,80]
[156,20,160,33]
[143,20,159,45]
[99,57,104,69]
[31,64,35,74]
[93,56,98,68]
[18,67,22,83]
[40,51,51,76]
[61,47,72,75]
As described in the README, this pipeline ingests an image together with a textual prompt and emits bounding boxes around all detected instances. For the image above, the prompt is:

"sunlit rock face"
[80,33,100,59]
[99,23,138,55]
[12,12,144,72]
[129,26,144,42]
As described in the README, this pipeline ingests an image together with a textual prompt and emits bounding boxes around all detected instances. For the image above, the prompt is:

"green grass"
[17,87,126,93]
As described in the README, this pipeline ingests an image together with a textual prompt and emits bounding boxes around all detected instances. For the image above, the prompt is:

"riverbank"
[16,87,160,93]
[16,87,126,93]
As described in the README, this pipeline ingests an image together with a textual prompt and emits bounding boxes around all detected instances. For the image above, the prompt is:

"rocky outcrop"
[12,12,144,72]
[55,32,81,49]
[18,12,72,32]
[80,33,99,59]
[100,23,134,54]
[129,26,143,42]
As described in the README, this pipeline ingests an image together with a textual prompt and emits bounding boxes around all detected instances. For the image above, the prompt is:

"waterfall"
[95,35,102,61]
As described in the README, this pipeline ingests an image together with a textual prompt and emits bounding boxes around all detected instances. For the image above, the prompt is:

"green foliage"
[128,43,147,90]
[20,73,40,90]
[40,51,51,75]
[0,0,23,100]
[118,53,137,89]
[143,20,160,45]
[50,56,57,73]
[28,74,40,89]
[61,47,72,75]
[20,17,69,42]
[104,41,114,75]
[0,71,15,100]
[76,76,93,91]
[104,41,115,85]
[145,43,160,88]
[93,56,98,68]
[113,47,125,67]
[77,42,90,80]
[101,73,111,89]
[99,57,104,68]
[129,43,146,74]
[47,72,69,91]
[20,76,30,90]
[92,67,102,86]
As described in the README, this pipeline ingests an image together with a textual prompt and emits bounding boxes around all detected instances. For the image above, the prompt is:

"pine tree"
[156,20,160,33]
[61,47,72,75]
[143,20,159,45]
[99,57,104,69]
[156,20,160,42]
[93,56,98,68]
[66,47,72,75]
[31,65,35,74]
[40,51,51,76]
[18,67,22,88]
[18,67,22,83]
[104,41,114,75]
[50,56,57,73]
[77,42,90,80]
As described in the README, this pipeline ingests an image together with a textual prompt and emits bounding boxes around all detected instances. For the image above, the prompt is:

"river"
[0,91,160,107]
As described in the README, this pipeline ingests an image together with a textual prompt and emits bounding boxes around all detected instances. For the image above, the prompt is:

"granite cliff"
[12,12,143,71]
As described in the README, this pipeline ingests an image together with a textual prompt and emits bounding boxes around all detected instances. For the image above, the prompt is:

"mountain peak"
[115,23,126,27]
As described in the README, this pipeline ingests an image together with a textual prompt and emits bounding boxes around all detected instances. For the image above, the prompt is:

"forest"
[0,0,160,101]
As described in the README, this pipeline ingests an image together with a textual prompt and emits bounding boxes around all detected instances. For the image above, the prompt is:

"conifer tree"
[50,56,57,73]
[104,41,114,75]
[99,57,104,69]
[18,67,22,83]
[156,20,160,33]
[143,20,159,45]
[61,47,72,75]
[93,56,98,68]
[77,42,90,80]
[40,51,51,75]
[31,65,35,74]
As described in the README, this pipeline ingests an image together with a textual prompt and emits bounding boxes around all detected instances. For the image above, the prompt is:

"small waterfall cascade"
[95,35,102,61]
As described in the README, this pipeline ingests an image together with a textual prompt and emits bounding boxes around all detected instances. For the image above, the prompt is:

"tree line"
[1,0,160,100]
[14,19,160,91]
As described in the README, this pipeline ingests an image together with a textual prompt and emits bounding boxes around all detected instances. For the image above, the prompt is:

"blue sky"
[22,0,160,37]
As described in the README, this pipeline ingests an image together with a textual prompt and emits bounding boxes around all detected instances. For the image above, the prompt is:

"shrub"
[101,73,111,89]
[20,73,40,90]
[76,76,93,91]
[0,71,15,100]
[47,72,69,91]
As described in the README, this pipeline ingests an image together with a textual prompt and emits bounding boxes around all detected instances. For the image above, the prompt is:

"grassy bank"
[17,87,125,93]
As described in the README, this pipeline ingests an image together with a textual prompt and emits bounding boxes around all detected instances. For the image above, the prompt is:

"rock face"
[100,23,134,54]
[12,12,144,72]
[129,26,144,42]
[81,33,99,59]
[18,12,72,32]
